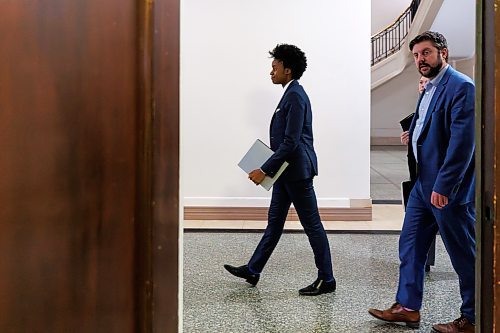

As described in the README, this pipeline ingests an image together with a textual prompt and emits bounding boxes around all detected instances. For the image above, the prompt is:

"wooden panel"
[476,0,496,331]
[184,207,372,221]
[0,1,137,332]
[135,0,154,331]
[494,0,500,329]
[151,0,180,332]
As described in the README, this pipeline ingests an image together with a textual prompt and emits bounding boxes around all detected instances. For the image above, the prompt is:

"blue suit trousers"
[396,180,476,323]
[248,178,334,281]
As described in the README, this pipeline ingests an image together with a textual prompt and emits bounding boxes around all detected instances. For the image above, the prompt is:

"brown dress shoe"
[432,316,475,333]
[368,303,420,328]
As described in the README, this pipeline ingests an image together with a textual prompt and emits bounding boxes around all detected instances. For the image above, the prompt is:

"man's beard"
[419,56,443,78]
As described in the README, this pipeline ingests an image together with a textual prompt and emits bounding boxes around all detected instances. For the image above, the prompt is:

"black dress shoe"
[223,264,259,286]
[299,278,336,296]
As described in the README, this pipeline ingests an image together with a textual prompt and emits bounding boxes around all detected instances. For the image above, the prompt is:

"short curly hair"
[269,44,307,80]
[409,31,448,61]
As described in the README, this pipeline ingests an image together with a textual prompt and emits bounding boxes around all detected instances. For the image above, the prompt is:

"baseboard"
[371,136,403,146]
[184,206,372,221]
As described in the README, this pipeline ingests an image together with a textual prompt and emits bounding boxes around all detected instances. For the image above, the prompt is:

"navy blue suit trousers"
[396,180,475,321]
[248,178,334,281]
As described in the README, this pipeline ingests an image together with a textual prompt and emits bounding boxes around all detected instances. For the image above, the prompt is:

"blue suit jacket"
[408,66,475,204]
[261,80,318,182]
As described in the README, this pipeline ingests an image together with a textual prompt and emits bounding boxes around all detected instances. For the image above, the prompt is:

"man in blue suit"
[369,31,476,333]
[224,44,336,296]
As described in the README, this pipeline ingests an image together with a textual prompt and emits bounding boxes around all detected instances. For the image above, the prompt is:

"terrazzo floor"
[183,233,463,333]
[370,146,408,203]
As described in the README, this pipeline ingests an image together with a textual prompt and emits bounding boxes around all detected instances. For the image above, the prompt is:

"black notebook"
[400,113,415,131]
[401,180,414,211]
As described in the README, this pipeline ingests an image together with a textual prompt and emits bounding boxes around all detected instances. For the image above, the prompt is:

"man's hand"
[248,169,266,185]
[431,191,448,209]
[401,131,409,145]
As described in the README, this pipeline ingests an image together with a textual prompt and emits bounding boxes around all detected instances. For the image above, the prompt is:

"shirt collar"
[283,79,294,91]
[425,64,449,89]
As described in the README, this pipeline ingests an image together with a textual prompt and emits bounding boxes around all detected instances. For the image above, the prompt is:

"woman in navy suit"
[224,44,335,296]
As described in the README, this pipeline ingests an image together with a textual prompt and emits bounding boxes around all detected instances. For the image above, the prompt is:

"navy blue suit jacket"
[408,66,475,204]
[261,80,318,182]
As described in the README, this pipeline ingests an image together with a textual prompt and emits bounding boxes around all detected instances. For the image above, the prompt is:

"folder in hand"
[400,113,415,131]
[238,139,288,191]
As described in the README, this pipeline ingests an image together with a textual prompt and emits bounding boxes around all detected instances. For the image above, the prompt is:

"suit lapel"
[275,80,297,107]
[418,67,453,140]
[420,85,445,134]
[271,80,298,126]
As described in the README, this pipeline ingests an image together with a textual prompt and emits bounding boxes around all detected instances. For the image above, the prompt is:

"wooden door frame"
[136,0,180,332]
[476,0,496,331]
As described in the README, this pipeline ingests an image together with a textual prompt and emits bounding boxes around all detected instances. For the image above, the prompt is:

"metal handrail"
[371,0,421,66]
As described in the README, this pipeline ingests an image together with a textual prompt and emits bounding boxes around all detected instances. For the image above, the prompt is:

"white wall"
[431,0,476,59]
[180,0,371,208]
[371,64,421,138]
[372,0,411,35]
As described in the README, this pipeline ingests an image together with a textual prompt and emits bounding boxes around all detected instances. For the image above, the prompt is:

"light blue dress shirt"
[411,65,449,162]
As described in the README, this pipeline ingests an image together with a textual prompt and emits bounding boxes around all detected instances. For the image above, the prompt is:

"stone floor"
[183,233,462,333]
[370,146,408,203]
[183,146,467,332]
